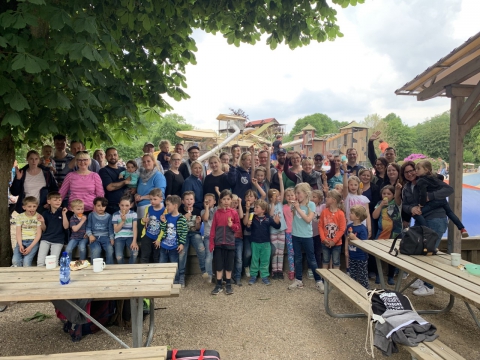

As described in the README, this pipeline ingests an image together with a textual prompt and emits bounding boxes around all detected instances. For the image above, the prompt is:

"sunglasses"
[78,150,88,154]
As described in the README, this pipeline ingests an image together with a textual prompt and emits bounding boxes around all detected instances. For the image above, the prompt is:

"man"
[99,148,130,215]
[230,144,241,165]
[346,148,364,176]
[258,150,274,169]
[271,134,283,160]
[378,139,389,156]
[174,143,186,163]
[179,145,206,181]
[52,134,74,185]
[313,153,324,172]
[68,140,100,173]
[368,131,397,166]
[270,148,290,191]
[135,142,163,173]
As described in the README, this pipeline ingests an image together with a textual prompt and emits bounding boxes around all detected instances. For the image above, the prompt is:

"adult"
[313,153,324,172]
[385,163,401,186]
[368,131,397,166]
[134,154,166,218]
[401,161,452,297]
[99,148,129,215]
[438,157,448,176]
[228,150,254,205]
[326,155,343,190]
[93,149,107,168]
[378,139,389,156]
[283,151,303,184]
[284,156,323,190]
[373,157,389,188]
[219,152,230,164]
[178,145,206,182]
[11,150,58,214]
[271,134,283,160]
[346,148,364,176]
[270,149,290,191]
[230,144,241,165]
[156,140,171,171]
[358,168,380,238]
[258,150,274,169]
[164,153,184,198]
[52,134,74,185]
[135,142,163,173]
[203,155,229,204]
[59,152,104,214]
[68,140,101,173]
[174,143,186,163]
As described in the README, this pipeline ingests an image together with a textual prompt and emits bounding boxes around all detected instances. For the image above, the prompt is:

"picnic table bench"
[318,269,465,360]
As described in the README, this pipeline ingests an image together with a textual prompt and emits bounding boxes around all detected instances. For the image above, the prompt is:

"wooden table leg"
[130,297,144,348]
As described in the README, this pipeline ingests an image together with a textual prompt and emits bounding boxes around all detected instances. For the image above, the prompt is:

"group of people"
[10,131,467,297]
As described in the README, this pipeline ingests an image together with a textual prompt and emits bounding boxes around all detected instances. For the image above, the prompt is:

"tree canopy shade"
[287,113,348,141]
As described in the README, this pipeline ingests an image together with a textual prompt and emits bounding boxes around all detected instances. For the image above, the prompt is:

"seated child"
[65,199,88,260]
[112,196,138,264]
[86,197,114,264]
[119,160,139,188]
[40,145,56,173]
[345,205,369,289]
[414,160,468,237]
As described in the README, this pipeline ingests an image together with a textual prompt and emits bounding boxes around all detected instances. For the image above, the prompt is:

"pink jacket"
[59,172,105,212]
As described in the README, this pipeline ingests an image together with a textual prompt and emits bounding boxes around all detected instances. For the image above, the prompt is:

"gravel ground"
[1,273,479,359]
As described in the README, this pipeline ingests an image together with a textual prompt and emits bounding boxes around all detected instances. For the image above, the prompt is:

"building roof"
[301,124,316,131]
[340,121,369,130]
[245,118,278,127]
[216,114,247,122]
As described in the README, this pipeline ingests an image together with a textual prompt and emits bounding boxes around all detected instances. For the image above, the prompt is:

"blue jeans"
[89,236,114,265]
[321,244,341,267]
[243,235,252,268]
[12,240,39,267]
[233,238,243,281]
[159,247,180,283]
[292,236,321,282]
[179,232,206,279]
[66,238,89,260]
[419,217,448,289]
[114,237,138,264]
[203,236,213,276]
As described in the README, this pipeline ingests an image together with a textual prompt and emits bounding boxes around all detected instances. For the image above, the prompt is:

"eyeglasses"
[314,158,322,161]
[404,170,416,175]
[375,163,385,167]
[77,159,89,162]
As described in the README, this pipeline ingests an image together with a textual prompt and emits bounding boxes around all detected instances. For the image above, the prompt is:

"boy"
[40,145,56,173]
[37,192,66,266]
[179,190,206,288]
[112,196,138,264]
[86,197,114,264]
[159,195,188,283]
[140,188,165,264]
[201,193,217,283]
[181,161,204,211]
[12,197,43,267]
[345,205,369,289]
[64,199,88,260]
[245,200,281,285]
[231,194,244,285]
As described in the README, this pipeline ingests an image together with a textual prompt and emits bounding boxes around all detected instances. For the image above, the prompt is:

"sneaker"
[288,271,295,281]
[369,272,376,279]
[202,273,210,283]
[225,285,234,295]
[244,267,250,278]
[272,272,278,280]
[461,229,469,238]
[262,277,271,286]
[211,285,223,295]
[316,281,324,293]
[387,277,395,286]
[402,272,409,280]
[307,269,314,279]
[410,279,424,289]
[179,275,185,288]
[277,272,284,280]
[248,276,256,285]
[235,279,242,287]
[288,279,304,290]
[413,286,435,297]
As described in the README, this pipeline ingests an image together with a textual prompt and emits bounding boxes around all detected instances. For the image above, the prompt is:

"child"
[65,199,88,260]
[288,183,323,291]
[37,192,66,266]
[268,170,286,279]
[414,160,468,237]
[157,140,172,171]
[201,193,217,283]
[119,160,139,188]
[283,188,296,280]
[12,196,43,267]
[242,189,259,278]
[40,145,56,173]
[319,190,346,274]
[159,195,188,283]
[231,194,244,285]
[345,205,369,289]
[86,197,114,264]
[246,199,281,285]
[112,196,138,264]
[140,188,165,264]
[179,190,207,288]
[181,161,204,211]
[310,189,326,279]
[252,166,269,199]
[209,190,241,295]
[372,184,403,285]
[334,184,343,193]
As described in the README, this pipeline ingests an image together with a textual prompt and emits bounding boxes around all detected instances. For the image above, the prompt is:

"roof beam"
[445,84,476,98]
[462,106,480,136]
[417,54,480,101]
[459,81,480,124]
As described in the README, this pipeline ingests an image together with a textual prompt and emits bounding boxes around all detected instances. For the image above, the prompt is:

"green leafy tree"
[383,113,418,160]
[0,0,363,265]
[288,113,348,138]
[413,112,450,160]
[464,121,480,163]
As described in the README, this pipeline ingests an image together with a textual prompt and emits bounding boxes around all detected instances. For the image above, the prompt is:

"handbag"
[388,226,438,256]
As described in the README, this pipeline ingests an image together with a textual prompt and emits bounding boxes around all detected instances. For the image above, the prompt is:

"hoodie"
[227,165,251,205]
[209,207,241,252]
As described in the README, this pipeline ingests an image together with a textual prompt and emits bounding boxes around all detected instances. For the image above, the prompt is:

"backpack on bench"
[388,226,438,257]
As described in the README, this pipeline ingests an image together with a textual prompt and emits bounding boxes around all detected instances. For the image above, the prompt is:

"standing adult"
[270,149,292,191]
[346,148,364,176]
[179,145,206,182]
[228,150,254,205]
[219,152,230,165]
[313,153,324,172]
[368,131,397,166]
[271,134,283,161]
[326,155,344,190]
[68,140,101,173]
[11,150,58,214]
[438,157,448,176]
[164,153,184,198]
[135,142,164,173]
[373,157,389,188]
[258,150,274,169]
[203,155,229,204]
[230,144,241,166]
[93,149,107,168]
[385,163,401,186]
[99,148,129,215]
[52,134,74,185]
[134,154,166,218]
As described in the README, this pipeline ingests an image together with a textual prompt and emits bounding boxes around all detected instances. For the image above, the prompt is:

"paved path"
[463,172,480,187]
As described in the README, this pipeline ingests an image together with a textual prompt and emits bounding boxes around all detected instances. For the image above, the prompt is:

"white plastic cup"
[451,253,461,267]
[93,258,106,272]
[45,255,56,269]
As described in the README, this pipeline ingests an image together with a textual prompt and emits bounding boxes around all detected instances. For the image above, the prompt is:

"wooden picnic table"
[0,263,179,348]
[351,239,480,328]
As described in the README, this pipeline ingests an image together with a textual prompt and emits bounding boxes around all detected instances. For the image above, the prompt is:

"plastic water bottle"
[59,251,70,285]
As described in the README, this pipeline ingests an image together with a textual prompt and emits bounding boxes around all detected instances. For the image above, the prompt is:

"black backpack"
[388,226,438,256]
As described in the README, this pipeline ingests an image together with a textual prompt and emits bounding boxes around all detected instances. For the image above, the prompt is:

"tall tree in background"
[383,113,418,160]
[287,113,348,141]
[413,112,450,160]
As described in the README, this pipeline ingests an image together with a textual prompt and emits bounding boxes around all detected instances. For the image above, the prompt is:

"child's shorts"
[321,244,342,267]
[213,247,235,272]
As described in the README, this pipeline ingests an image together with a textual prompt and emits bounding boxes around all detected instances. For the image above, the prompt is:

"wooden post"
[448,97,465,254]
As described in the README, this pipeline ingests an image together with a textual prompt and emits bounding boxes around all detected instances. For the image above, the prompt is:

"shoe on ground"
[413,286,435,296]
[316,281,324,293]
[369,272,376,279]
[307,269,314,279]
[375,275,380,284]
[248,276,256,285]
[235,279,243,287]
[387,277,395,286]
[410,279,424,289]
[288,279,304,290]
[262,277,271,286]
[461,228,469,238]
[271,272,278,280]
[179,275,185,288]
[402,272,409,280]
[244,267,250,278]
[277,272,284,280]
[202,273,210,283]
[211,285,223,295]
[225,285,234,295]
[288,271,295,281]
[394,268,399,277]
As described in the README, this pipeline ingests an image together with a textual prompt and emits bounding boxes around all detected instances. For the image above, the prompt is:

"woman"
[203,155,229,204]
[93,149,107,168]
[373,157,388,188]
[284,157,322,190]
[164,153,184,198]
[385,163,401,186]
[134,154,166,217]
[282,151,302,189]
[59,152,104,214]
[11,150,58,214]
[227,151,254,205]
[327,155,343,190]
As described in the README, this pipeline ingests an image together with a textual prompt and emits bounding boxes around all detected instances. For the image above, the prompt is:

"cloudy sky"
[165,0,480,132]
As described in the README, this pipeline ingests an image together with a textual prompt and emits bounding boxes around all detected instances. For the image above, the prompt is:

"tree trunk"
[0,134,15,266]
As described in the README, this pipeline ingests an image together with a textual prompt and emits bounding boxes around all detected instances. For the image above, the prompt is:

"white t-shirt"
[24,171,46,201]
[345,193,370,226]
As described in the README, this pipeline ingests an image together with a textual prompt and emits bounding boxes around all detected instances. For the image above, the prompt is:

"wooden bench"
[317,269,465,360]
[0,346,168,359]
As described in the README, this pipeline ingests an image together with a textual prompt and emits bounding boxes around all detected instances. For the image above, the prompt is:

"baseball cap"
[314,153,324,160]
[144,142,154,147]
[277,148,286,154]
[188,145,200,152]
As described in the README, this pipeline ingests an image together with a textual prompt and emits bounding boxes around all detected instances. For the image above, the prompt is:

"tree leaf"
[0,36,7,48]
[25,55,42,73]
[26,0,47,4]
[6,90,30,111]
[2,111,23,127]
[11,54,26,71]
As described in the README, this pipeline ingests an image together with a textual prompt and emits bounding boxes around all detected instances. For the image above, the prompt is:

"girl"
[288,183,323,292]
[372,184,402,285]
[203,155,229,204]
[319,190,346,271]
[268,171,286,279]
[112,196,138,264]
[310,189,326,278]
[252,166,268,199]
[242,189,258,278]
[231,194,244,286]
[228,150,255,206]
[209,190,241,295]
[283,188,296,280]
